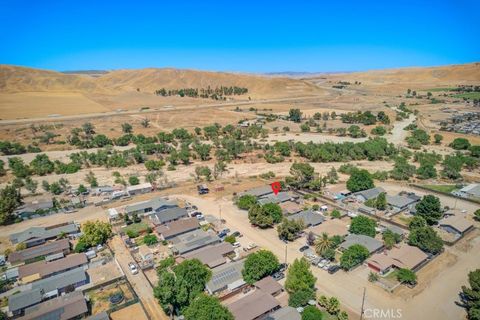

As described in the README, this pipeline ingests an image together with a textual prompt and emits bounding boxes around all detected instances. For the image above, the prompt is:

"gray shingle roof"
[10,224,79,245]
[354,187,386,201]
[266,307,301,320]
[172,229,220,254]
[152,207,188,225]
[258,192,293,205]
[206,260,245,294]
[241,185,274,198]
[340,234,384,254]
[125,197,177,214]
[8,239,70,264]
[286,210,325,227]
[9,268,87,312]
[20,291,87,320]
[386,195,417,209]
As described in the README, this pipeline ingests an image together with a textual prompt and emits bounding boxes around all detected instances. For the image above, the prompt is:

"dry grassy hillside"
[319,63,480,88]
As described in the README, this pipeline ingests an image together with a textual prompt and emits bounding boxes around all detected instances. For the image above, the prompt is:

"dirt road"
[110,236,169,320]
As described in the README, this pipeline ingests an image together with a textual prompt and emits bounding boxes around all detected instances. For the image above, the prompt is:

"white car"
[128,262,139,275]
[232,242,241,248]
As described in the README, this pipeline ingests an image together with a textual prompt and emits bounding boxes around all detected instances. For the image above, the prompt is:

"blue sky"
[1,0,479,72]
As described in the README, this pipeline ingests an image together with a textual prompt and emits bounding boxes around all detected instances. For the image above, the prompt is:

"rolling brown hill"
[0,65,318,98]
[319,63,480,87]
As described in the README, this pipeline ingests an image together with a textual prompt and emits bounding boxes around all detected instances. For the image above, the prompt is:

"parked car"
[231,231,242,238]
[128,262,138,275]
[299,245,309,252]
[327,265,340,274]
[197,184,209,195]
[272,272,284,280]
[218,231,228,238]
[196,214,205,220]
[278,263,288,272]
[191,211,203,217]
[232,242,241,248]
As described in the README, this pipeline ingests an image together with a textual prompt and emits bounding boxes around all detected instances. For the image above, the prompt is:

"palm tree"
[314,232,332,256]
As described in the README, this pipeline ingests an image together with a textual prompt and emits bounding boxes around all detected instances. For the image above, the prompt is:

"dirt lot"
[88,281,136,315]
[110,303,149,320]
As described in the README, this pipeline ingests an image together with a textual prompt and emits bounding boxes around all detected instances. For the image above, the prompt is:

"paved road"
[0,95,324,125]
[110,236,169,320]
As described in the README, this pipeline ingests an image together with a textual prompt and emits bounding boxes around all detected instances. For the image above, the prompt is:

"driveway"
[109,236,169,320]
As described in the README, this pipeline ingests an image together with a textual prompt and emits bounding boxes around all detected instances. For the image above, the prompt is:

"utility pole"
[360,287,366,320]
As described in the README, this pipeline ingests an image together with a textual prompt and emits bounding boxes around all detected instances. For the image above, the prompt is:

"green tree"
[375,192,387,210]
[289,288,315,307]
[340,244,369,270]
[277,218,305,241]
[143,234,158,245]
[242,250,279,284]
[474,209,480,221]
[346,169,374,192]
[121,123,133,133]
[461,269,480,320]
[262,203,283,223]
[289,108,302,123]
[302,306,324,320]
[236,194,257,210]
[314,233,332,256]
[0,185,22,225]
[183,294,234,320]
[434,134,443,144]
[24,177,38,194]
[326,297,340,315]
[8,157,30,178]
[193,143,212,161]
[416,163,437,179]
[80,220,113,246]
[30,154,54,176]
[248,204,274,228]
[195,166,212,181]
[290,163,315,188]
[129,176,140,185]
[408,226,443,254]
[331,209,341,219]
[382,229,401,249]
[85,171,98,187]
[224,235,236,244]
[450,138,471,150]
[154,259,212,315]
[396,268,417,285]
[349,216,377,237]
[409,216,427,230]
[415,195,442,225]
[285,258,316,293]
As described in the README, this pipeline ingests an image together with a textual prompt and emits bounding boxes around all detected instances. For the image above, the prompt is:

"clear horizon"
[1,0,479,73]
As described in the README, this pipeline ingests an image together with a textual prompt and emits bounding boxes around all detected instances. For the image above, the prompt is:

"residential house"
[8,268,88,316]
[279,201,303,215]
[266,307,301,320]
[452,184,480,199]
[254,276,283,296]
[156,218,200,240]
[258,192,295,205]
[366,244,429,274]
[181,242,234,268]
[18,253,88,283]
[126,183,153,196]
[150,207,189,225]
[386,195,419,212]
[18,291,88,320]
[286,210,325,227]
[206,259,245,294]
[8,239,71,265]
[10,223,79,247]
[226,290,281,320]
[241,185,274,198]
[91,186,115,196]
[380,224,407,239]
[439,215,474,238]
[353,187,386,202]
[125,197,178,217]
[171,229,221,255]
[87,311,110,320]
[340,234,384,254]
[14,198,54,219]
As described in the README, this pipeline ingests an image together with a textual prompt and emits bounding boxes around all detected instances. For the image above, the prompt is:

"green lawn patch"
[453,92,480,100]
[123,222,150,235]
[421,184,458,193]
